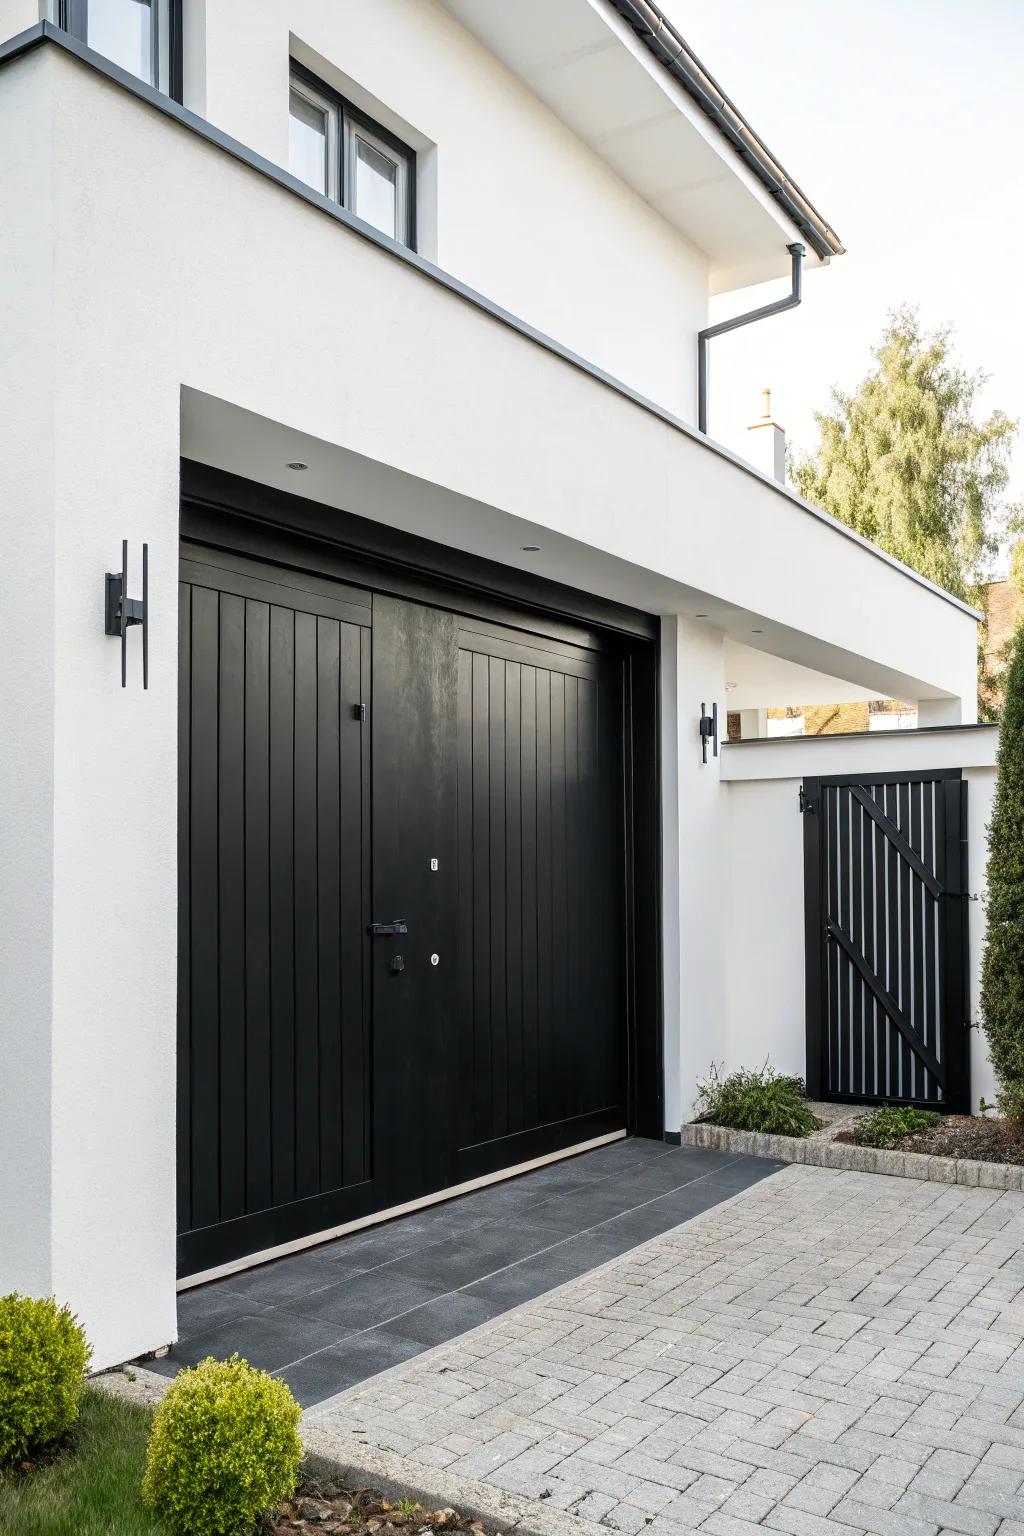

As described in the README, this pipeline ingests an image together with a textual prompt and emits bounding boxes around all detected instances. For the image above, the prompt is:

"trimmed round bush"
[143,1354,301,1535]
[0,1292,92,1466]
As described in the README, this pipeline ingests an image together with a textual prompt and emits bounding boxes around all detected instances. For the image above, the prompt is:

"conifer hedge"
[980,626,1024,1118]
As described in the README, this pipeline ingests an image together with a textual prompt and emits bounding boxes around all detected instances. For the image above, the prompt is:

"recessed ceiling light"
[521,544,540,552]
[286,461,308,471]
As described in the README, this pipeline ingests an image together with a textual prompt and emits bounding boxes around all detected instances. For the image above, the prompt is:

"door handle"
[368,920,408,936]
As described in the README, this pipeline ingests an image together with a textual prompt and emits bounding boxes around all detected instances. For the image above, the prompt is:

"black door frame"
[179,460,664,1152]
[802,768,970,1113]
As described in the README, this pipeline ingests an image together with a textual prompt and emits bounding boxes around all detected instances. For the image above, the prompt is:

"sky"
[661,0,1024,572]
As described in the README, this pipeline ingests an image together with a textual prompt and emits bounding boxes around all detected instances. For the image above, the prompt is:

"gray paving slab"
[153,1138,778,1403]
[308,1165,1024,1534]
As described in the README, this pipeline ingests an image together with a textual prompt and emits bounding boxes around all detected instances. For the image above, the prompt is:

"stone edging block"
[681,1114,1024,1190]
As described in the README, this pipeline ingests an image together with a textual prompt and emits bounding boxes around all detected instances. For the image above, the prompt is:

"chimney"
[746,387,786,485]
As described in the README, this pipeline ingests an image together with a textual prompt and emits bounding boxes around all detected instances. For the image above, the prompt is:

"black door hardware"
[105,539,149,689]
[368,920,408,936]
[699,701,718,763]
[389,954,406,974]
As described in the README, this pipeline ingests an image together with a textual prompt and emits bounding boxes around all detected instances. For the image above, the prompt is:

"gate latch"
[368,920,408,936]
[798,784,815,814]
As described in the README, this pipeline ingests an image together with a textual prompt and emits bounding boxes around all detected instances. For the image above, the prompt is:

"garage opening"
[177,463,661,1279]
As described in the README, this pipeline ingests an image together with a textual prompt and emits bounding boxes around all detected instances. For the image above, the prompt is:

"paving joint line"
[271,1154,765,1380]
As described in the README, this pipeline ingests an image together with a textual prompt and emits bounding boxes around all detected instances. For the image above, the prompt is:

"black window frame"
[59,0,183,101]
[289,61,417,252]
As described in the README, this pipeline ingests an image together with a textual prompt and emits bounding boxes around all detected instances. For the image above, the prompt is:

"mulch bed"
[835,1115,1024,1165]
[269,1479,498,1535]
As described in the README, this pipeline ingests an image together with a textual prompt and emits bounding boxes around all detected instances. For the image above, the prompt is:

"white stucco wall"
[721,777,807,1098]
[0,41,55,1301]
[708,730,1000,1130]
[0,0,41,37]
[0,45,983,1366]
[179,0,709,424]
[661,618,729,1129]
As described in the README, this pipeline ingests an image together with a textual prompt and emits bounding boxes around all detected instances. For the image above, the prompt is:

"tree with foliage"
[980,625,1024,1118]
[792,307,1017,606]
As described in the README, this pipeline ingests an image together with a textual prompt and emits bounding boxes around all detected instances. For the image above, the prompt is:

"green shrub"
[981,624,1024,1119]
[695,1062,819,1137]
[853,1106,941,1148]
[143,1354,301,1535]
[0,1292,92,1467]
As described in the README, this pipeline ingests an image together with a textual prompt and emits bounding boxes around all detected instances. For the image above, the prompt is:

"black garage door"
[177,471,659,1277]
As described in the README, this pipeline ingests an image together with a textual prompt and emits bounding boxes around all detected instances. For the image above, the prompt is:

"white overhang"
[6,36,976,717]
[437,0,837,293]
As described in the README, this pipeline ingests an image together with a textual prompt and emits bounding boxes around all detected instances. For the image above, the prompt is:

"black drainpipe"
[698,243,804,436]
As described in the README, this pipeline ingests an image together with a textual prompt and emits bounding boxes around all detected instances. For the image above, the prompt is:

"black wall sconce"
[699,701,718,763]
[104,539,149,689]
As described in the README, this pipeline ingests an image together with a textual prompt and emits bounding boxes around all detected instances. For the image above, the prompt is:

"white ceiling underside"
[437,0,819,293]
[723,640,880,712]
[180,393,937,708]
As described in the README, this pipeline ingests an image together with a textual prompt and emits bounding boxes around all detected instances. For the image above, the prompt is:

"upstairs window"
[288,66,414,249]
[59,0,181,96]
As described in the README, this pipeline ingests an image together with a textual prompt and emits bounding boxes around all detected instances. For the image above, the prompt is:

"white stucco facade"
[0,9,987,1369]
[719,729,1000,1124]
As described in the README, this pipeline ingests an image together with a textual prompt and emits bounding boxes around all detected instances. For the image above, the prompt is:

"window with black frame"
[288,65,415,249]
[59,0,182,98]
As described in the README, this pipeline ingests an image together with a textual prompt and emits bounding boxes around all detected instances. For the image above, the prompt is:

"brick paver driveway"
[309,1165,1024,1536]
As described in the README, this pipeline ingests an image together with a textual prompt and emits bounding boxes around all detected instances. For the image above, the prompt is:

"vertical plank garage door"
[454,619,626,1182]
[178,549,374,1275]
[177,487,659,1278]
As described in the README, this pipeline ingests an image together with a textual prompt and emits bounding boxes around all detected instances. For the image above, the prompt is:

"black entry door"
[179,553,633,1277]
[369,595,460,1207]
[802,771,970,1112]
[368,599,629,1200]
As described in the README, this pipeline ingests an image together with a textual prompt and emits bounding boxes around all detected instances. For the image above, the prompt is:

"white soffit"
[723,639,879,711]
[437,0,815,292]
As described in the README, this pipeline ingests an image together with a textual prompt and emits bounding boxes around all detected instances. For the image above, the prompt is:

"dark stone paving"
[152,1138,782,1405]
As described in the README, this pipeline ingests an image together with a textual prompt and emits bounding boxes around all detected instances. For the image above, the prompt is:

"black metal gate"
[802,770,969,1111]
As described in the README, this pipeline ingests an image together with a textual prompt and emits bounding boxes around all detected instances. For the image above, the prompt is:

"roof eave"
[605,0,845,262]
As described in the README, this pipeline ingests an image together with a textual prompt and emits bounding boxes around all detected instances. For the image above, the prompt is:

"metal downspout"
[698,243,804,436]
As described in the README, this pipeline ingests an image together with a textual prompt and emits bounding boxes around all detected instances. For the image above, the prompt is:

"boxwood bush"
[143,1354,301,1536]
[853,1106,940,1148]
[695,1062,819,1137]
[0,1292,92,1467]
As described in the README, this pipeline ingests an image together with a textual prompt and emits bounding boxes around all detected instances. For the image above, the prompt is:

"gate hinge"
[352,703,367,722]
[798,784,816,814]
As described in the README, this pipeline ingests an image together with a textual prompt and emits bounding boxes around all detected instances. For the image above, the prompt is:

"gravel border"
[681,1101,1024,1190]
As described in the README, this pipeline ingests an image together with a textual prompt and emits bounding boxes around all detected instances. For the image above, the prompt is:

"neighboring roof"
[605,0,845,261]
